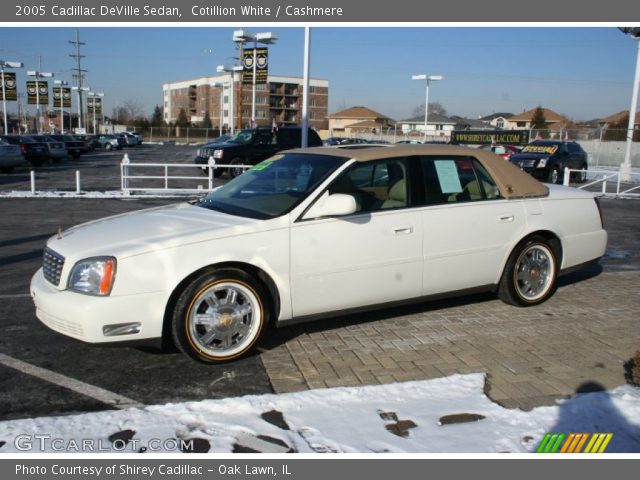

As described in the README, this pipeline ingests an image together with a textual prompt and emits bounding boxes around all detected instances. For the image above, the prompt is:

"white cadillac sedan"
[31,145,607,363]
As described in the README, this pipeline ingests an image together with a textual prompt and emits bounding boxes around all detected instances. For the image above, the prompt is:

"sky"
[0,26,638,122]
[1,373,639,453]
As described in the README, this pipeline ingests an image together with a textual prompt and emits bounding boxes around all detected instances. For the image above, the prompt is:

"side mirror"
[303,193,357,219]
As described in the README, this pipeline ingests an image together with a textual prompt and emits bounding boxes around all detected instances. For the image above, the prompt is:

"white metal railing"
[120,155,251,195]
[562,167,640,198]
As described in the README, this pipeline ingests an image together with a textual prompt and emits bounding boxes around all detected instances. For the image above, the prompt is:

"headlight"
[196,149,201,157]
[213,149,224,159]
[68,257,117,296]
[537,157,549,168]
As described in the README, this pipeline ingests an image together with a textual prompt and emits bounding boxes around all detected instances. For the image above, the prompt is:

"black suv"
[194,127,323,177]
[509,140,588,184]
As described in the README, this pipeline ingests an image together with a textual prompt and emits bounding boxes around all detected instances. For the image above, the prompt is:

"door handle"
[498,215,514,222]
[393,226,413,235]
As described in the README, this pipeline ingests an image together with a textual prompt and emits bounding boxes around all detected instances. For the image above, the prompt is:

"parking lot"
[0,144,638,420]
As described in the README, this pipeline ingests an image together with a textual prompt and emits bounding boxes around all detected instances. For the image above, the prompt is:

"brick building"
[162,74,329,131]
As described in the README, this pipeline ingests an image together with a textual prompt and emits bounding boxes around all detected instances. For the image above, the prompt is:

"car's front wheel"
[171,268,269,363]
[105,143,113,151]
[498,236,558,306]
[547,166,561,184]
[228,157,246,178]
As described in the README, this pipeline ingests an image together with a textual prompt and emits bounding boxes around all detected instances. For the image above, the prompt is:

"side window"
[255,131,275,145]
[420,156,501,204]
[328,158,409,213]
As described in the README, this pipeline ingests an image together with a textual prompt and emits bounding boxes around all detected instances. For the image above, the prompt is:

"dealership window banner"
[243,47,268,85]
[0,72,17,101]
[52,87,72,108]
[26,80,49,105]
[450,130,530,146]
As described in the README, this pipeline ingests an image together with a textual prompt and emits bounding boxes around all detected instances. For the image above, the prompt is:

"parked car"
[73,135,95,152]
[49,135,88,159]
[89,134,125,151]
[395,140,422,145]
[0,137,26,173]
[31,135,68,163]
[14,135,51,167]
[126,131,144,144]
[478,144,522,161]
[31,144,607,364]
[115,132,138,147]
[194,126,323,177]
[510,140,588,184]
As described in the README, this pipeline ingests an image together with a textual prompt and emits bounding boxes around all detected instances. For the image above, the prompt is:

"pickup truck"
[194,126,323,177]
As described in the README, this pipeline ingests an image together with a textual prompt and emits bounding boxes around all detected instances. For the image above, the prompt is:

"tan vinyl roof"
[291,144,549,199]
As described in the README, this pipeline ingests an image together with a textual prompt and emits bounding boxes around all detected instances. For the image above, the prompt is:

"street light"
[619,27,640,182]
[0,60,22,135]
[233,29,278,126]
[54,79,68,133]
[217,64,243,134]
[211,81,229,136]
[412,74,443,139]
[88,91,104,134]
[71,86,89,132]
[27,69,54,133]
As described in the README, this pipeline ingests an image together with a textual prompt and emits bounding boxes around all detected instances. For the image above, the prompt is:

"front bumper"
[30,268,168,345]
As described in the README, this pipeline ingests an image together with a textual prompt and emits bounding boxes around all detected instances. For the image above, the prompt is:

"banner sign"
[0,72,17,101]
[450,130,530,146]
[26,80,49,105]
[52,87,72,108]
[87,97,103,114]
[243,47,268,85]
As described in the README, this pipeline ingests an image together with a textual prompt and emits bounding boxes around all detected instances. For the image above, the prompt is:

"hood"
[46,202,259,262]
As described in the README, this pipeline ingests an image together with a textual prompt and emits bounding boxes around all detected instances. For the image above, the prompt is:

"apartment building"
[162,74,329,131]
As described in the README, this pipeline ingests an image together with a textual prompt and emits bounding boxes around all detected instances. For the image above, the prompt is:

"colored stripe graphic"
[537,433,613,453]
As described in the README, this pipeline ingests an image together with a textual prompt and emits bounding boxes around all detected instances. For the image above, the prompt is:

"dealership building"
[162,74,329,131]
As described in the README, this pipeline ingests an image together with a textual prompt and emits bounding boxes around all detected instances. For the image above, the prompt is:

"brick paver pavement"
[261,268,639,410]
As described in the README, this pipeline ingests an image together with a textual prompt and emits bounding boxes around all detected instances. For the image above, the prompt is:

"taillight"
[20,144,28,154]
[594,197,604,229]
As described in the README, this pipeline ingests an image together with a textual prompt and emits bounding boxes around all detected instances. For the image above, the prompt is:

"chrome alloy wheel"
[514,244,556,302]
[187,281,261,358]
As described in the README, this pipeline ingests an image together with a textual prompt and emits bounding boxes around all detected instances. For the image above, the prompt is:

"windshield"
[225,130,257,145]
[197,153,346,219]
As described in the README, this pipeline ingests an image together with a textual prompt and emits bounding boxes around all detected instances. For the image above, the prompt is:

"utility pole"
[69,29,87,131]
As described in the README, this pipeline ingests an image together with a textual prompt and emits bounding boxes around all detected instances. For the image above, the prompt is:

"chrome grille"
[515,159,536,168]
[43,248,65,286]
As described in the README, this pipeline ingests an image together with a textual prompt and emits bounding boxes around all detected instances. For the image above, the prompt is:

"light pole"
[412,74,443,140]
[619,28,640,182]
[233,30,277,127]
[0,60,22,135]
[54,79,68,133]
[217,64,243,134]
[71,86,89,133]
[211,81,229,136]
[27,68,54,133]
[88,91,104,134]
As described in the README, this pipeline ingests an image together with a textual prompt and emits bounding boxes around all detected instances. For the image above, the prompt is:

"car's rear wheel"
[171,268,269,363]
[577,163,588,183]
[0,166,14,174]
[498,236,558,306]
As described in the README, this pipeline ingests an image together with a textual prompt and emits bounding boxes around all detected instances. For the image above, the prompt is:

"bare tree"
[111,99,145,125]
[412,101,447,119]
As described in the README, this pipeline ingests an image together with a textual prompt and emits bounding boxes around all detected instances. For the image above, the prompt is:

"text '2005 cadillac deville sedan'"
[31,145,607,363]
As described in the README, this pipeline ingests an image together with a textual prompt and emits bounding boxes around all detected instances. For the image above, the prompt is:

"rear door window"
[420,156,501,204]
